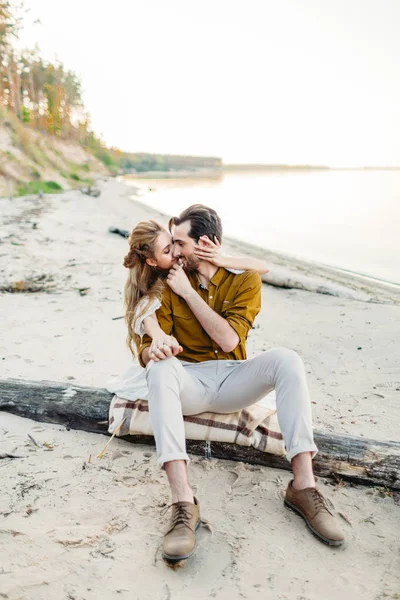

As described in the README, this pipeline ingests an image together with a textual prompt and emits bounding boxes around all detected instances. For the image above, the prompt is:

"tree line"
[0,2,88,137]
[0,2,222,174]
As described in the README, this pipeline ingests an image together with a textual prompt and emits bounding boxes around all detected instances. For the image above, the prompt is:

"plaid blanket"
[109,396,286,457]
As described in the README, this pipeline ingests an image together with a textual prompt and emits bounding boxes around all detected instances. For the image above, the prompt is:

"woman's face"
[151,230,175,270]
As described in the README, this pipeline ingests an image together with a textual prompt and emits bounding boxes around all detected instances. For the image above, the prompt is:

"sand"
[0,178,399,599]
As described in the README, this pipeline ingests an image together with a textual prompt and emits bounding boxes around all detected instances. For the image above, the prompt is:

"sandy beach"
[1,178,399,599]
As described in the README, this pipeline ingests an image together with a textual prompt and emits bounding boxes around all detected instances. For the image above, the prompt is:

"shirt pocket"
[173,302,196,341]
[173,302,193,321]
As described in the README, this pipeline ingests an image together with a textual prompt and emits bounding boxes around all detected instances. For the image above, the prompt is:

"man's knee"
[261,347,305,374]
[146,356,182,384]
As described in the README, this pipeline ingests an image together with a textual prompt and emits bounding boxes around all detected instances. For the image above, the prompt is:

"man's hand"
[193,236,227,267]
[149,332,183,362]
[166,263,194,299]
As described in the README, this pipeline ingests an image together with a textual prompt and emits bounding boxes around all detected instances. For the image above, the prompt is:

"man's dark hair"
[168,204,223,244]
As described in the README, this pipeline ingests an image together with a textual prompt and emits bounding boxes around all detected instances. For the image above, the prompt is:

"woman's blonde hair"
[123,220,166,356]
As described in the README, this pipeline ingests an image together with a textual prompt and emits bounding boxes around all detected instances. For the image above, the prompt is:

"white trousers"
[145,348,318,467]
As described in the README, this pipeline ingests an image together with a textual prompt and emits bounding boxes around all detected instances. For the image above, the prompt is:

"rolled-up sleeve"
[138,286,173,367]
[223,271,262,343]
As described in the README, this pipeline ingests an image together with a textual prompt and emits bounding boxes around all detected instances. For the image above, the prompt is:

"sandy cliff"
[0,111,108,197]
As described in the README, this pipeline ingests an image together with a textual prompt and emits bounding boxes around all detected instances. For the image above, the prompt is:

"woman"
[107,219,269,404]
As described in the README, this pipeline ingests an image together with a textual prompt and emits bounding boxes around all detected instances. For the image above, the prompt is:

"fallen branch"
[0,274,56,294]
[1,378,399,490]
[108,226,129,239]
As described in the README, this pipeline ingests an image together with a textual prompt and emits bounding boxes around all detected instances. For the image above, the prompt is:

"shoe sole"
[162,519,201,564]
[284,499,344,547]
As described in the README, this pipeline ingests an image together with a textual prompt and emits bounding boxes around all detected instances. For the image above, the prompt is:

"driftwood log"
[1,378,399,490]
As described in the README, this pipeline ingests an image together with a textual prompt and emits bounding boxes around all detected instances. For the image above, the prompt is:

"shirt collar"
[189,267,226,289]
[210,267,227,287]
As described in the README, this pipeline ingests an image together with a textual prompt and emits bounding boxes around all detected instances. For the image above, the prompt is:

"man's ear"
[197,235,210,247]
[146,257,157,267]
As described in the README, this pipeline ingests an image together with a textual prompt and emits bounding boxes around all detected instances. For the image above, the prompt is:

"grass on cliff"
[17,180,63,196]
[60,163,94,184]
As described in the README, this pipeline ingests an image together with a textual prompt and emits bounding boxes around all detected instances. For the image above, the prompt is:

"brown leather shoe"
[284,481,345,546]
[162,497,201,563]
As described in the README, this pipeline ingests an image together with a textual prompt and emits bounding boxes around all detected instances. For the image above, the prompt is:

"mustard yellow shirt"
[138,268,262,366]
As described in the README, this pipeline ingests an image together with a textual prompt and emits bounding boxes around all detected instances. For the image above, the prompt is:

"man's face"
[171,220,200,271]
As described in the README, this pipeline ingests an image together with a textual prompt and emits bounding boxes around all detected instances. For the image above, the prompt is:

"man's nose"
[172,245,181,258]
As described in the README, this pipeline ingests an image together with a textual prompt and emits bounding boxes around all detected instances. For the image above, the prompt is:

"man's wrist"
[183,288,198,303]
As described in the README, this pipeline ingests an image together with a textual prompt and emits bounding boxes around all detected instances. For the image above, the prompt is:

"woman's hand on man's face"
[193,236,225,267]
[149,333,182,362]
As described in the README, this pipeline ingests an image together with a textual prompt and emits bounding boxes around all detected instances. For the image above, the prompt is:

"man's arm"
[221,271,262,345]
[183,291,239,352]
[167,266,262,353]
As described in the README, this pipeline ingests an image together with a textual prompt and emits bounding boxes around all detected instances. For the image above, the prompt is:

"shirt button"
[214,349,218,354]
[209,295,213,299]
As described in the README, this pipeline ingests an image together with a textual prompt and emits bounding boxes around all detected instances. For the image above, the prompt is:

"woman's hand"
[194,235,270,274]
[149,332,182,362]
[193,236,227,267]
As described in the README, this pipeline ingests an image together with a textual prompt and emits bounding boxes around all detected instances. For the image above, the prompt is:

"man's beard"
[154,254,199,276]
[180,253,200,273]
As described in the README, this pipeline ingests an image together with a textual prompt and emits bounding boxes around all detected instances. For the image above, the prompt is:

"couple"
[115,203,344,564]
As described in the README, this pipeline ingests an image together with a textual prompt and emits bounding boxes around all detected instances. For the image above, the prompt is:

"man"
[139,204,344,563]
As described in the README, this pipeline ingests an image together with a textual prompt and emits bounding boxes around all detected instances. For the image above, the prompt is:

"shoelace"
[310,488,333,515]
[161,502,194,531]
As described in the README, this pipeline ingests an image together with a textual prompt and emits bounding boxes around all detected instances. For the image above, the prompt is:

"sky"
[18,0,400,166]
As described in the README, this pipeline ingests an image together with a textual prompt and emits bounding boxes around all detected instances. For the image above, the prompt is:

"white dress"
[106,296,160,400]
[106,271,276,409]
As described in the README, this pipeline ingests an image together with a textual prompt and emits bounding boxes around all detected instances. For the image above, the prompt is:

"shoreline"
[125,184,400,306]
